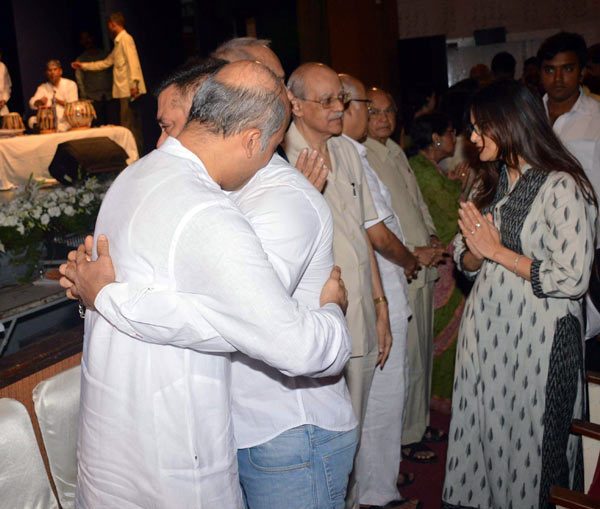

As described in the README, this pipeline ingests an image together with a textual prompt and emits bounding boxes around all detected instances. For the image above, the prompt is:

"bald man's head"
[366,87,397,143]
[188,60,289,150]
[339,73,369,142]
[212,37,285,80]
[287,63,347,138]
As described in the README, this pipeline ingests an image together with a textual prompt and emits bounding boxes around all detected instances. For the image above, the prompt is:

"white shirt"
[345,135,411,324]
[230,154,357,448]
[28,78,78,131]
[0,61,11,115]
[80,29,146,99]
[544,90,600,210]
[78,138,351,508]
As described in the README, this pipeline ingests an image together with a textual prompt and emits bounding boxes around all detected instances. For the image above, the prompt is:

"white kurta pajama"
[349,137,412,506]
[28,78,78,131]
[77,138,351,508]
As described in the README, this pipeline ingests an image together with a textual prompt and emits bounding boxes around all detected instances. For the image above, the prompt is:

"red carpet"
[400,410,451,508]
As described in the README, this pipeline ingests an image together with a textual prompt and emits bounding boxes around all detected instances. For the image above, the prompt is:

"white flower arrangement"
[0,177,112,255]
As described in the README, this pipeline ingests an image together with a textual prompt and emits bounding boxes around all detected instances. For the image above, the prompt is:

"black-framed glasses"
[466,122,482,136]
[297,91,351,109]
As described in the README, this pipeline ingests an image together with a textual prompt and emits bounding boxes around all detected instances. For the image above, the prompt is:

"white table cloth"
[0,126,138,190]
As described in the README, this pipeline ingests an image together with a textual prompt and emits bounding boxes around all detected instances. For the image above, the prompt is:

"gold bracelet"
[513,255,522,275]
[373,296,388,306]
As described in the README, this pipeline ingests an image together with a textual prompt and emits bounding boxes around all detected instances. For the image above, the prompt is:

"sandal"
[401,441,438,463]
[397,471,415,488]
[422,425,447,443]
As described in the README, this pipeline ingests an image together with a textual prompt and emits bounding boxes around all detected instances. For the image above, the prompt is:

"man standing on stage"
[72,12,146,152]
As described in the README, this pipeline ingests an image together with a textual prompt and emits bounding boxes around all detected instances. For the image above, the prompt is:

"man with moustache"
[340,73,420,509]
[365,87,444,464]
[284,62,392,508]
[61,61,352,508]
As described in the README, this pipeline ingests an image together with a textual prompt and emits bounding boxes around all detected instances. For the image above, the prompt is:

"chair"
[33,365,81,509]
[0,398,58,509]
[550,371,600,508]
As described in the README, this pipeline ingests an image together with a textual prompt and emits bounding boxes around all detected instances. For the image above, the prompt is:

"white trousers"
[356,317,409,506]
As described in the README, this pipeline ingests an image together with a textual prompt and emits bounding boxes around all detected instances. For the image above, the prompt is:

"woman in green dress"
[408,113,467,409]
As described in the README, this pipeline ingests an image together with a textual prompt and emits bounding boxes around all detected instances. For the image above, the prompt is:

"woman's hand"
[458,201,502,261]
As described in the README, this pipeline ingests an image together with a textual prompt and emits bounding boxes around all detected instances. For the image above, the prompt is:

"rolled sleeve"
[529,175,596,299]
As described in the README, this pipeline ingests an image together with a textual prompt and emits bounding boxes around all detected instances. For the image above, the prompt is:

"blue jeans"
[237,425,358,509]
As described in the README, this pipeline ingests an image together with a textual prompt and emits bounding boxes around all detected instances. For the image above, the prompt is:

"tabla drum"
[37,106,56,133]
[1,112,25,131]
[64,100,96,129]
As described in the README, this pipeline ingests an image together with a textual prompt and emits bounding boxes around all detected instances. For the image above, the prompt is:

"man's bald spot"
[216,60,286,99]
[367,87,395,107]
[287,62,340,98]
[339,73,365,97]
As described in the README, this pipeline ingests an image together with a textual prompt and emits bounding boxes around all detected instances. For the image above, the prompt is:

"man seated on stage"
[29,59,78,131]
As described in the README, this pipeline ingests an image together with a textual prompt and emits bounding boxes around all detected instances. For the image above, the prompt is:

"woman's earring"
[436,141,442,147]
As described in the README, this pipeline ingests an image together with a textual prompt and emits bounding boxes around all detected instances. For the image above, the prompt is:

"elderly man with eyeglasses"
[365,88,445,467]
[284,63,393,509]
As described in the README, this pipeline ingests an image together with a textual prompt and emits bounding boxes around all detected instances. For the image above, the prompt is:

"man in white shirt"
[61,61,352,508]
[538,32,600,338]
[538,32,600,198]
[29,59,78,131]
[340,73,419,509]
[72,11,146,152]
[0,49,11,115]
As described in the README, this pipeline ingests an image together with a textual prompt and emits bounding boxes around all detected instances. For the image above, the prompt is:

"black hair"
[470,80,596,209]
[409,112,451,152]
[537,32,588,69]
[154,57,227,98]
[491,52,516,78]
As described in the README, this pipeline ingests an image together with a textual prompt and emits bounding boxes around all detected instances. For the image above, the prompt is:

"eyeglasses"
[368,106,396,117]
[349,98,372,106]
[466,122,482,136]
[298,91,351,109]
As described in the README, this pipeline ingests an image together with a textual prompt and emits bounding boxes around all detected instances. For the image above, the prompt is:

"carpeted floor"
[399,410,451,509]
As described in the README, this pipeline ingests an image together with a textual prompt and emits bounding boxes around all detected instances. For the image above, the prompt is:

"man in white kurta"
[338,74,415,509]
[365,88,441,458]
[73,12,146,151]
[0,53,11,115]
[29,60,78,131]
[67,62,351,509]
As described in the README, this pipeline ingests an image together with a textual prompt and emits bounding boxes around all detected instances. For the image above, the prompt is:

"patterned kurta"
[443,167,597,509]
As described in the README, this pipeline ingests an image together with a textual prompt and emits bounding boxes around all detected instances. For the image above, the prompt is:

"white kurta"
[78,138,351,508]
[0,61,11,115]
[79,29,146,98]
[28,78,78,131]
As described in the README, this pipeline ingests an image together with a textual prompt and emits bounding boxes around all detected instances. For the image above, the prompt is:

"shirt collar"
[342,134,366,157]
[114,30,127,43]
[158,137,212,178]
[543,87,591,116]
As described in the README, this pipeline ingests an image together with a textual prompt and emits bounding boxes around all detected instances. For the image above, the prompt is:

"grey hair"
[189,71,286,151]
[212,37,272,62]
[286,70,306,99]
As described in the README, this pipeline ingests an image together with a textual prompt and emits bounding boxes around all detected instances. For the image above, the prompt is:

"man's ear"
[241,128,263,159]
[289,93,303,117]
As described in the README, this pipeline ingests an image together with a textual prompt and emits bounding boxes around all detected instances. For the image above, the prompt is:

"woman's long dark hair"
[470,80,597,209]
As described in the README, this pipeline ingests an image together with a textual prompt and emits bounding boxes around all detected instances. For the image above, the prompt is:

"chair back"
[0,398,58,509]
[33,365,81,509]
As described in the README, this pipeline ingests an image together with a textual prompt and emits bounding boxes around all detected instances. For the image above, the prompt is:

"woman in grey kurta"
[442,81,597,509]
